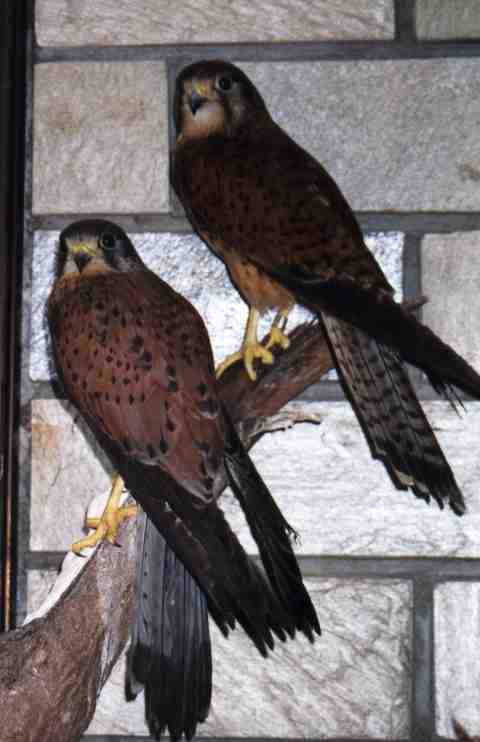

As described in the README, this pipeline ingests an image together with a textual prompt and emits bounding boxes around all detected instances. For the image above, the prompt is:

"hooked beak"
[66,239,98,272]
[189,88,208,115]
[73,252,91,272]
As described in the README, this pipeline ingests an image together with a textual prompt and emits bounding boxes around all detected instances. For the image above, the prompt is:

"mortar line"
[34,40,480,65]
[26,552,480,580]
[411,577,435,742]
[31,212,480,235]
[395,0,417,42]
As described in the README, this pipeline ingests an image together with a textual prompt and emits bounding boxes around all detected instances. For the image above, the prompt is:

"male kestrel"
[173,60,480,516]
[48,219,319,740]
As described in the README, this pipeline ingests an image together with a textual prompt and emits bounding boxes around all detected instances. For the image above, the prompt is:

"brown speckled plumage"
[50,266,223,502]
[48,219,319,740]
[173,60,480,516]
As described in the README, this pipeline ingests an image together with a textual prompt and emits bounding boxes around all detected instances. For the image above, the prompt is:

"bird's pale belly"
[224,252,294,315]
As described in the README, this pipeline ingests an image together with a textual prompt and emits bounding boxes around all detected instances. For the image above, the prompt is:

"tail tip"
[450,496,466,517]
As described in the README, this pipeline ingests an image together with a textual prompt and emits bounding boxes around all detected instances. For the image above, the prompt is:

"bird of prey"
[48,219,319,740]
[173,59,480,517]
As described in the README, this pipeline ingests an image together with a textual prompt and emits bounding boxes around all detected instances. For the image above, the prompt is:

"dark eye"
[100,232,116,250]
[217,75,233,92]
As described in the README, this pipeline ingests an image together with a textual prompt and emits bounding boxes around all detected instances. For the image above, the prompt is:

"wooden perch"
[0,319,335,742]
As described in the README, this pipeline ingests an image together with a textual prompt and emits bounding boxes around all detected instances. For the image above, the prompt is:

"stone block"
[422,232,480,374]
[435,582,480,736]
[222,400,480,557]
[31,398,113,550]
[417,0,480,39]
[29,395,480,557]
[30,230,402,382]
[33,63,168,214]
[36,0,394,45]
[26,570,58,615]
[240,60,480,211]
[88,578,411,737]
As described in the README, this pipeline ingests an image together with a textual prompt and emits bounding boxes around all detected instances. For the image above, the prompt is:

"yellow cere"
[193,80,211,98]
[66,238,99,258]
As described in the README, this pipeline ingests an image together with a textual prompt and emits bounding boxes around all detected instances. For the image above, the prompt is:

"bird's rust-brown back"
[174,122,391,314]
[49,269,225,505]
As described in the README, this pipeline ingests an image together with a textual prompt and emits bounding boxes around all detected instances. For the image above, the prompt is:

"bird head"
[57,219,144,277]
[174,60,270,141]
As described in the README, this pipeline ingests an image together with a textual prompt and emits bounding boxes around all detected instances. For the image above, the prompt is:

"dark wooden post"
[0,0,27,631]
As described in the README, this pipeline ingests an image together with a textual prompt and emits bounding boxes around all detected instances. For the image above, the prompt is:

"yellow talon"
[243,342,274,380]
[265,325,290,351]
[72,473,137,555]
[85,505,137,532]
[216,307,274,382]
[216,350,244,379]
[265,307,292,351]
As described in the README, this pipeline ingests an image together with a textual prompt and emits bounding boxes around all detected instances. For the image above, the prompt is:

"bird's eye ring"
[217,75,233,92]
[100,232,116,250]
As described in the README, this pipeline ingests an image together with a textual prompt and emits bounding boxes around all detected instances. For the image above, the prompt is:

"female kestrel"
[173,60,480,517]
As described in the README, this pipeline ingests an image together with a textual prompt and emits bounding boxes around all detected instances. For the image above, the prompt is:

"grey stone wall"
[422,233,480,372]
[30,230,402,382]
[33,60,480,214]
[33,63,169,213]
[435,583,480,734]
[36,1,395,45]
[417,0,480,39]
[20,1,480,740]
[241,60,480,212]
[30,396,480,557]
[87,580,411,737]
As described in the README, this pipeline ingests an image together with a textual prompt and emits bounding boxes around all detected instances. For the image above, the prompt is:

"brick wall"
[19,1,480,739]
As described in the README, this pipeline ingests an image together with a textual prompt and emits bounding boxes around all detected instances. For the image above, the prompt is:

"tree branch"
[0,319,334,742]
[0,289,428,740]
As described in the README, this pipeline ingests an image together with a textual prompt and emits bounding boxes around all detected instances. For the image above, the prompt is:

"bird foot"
[216,342,274,382]
[72,504,138,555]
[72,474,137,555]
[242,342,274,380]
[216,350,243,379]
[265,326,291,352]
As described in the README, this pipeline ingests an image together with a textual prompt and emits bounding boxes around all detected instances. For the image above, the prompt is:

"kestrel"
[48,219,319,740]
[173,60,480,516]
